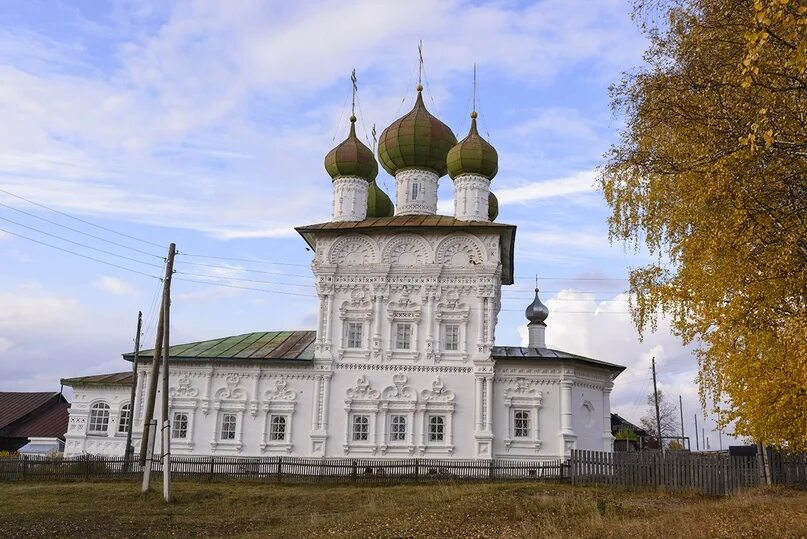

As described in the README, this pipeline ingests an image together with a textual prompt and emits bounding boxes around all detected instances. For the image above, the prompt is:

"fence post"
[209,456,215,481]
[351,460,357,483]
[489,459,495,481]
[84,454,91,481]
[21,454,27,481]
[414,458,419,483]
[277,456,283,484]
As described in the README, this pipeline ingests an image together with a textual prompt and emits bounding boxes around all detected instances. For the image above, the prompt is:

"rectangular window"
[411,182,420,201]
[395,323,412,350]
[270,415,287,441]
[118,404,131,434]
[352,414,369,441]
[220,413,237,440]
[444,324,460,351]
[514,410,530,438]
[428,415,445,442]
[347,322,363,349]
[390,415,407,442]
[172,412,188,439]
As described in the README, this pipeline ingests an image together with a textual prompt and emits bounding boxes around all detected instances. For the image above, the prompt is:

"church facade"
[62,84,624,460]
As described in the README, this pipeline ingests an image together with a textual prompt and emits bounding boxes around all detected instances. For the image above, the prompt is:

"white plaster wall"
[64,384,132,456]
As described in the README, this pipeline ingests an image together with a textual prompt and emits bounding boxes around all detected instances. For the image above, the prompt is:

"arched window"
[118,403,131,434]
[88,402,110,434]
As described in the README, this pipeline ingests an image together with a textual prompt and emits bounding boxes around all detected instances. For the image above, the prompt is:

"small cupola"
[525,285,549,348]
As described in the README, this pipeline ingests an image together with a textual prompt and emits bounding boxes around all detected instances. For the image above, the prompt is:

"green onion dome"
[324,116,378,181]
[367,180,394,218]
[447,112,498,180]
[488,192,499,221]
[377,85,457,177]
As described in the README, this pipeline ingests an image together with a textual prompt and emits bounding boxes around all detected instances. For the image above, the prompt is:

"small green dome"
[447,112,498,180]
[377,86,457,177]
[367,180,394,218]
[324,116,378,181]
[488,192,499,221]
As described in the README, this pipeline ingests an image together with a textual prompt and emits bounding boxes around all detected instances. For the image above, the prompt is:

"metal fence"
[0,455,568,484]
[570,449,807,496]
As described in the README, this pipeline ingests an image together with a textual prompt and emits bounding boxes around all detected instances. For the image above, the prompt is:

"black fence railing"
[0,455,568,484]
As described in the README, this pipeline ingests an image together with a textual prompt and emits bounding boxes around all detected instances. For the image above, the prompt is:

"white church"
[62,83,624,461]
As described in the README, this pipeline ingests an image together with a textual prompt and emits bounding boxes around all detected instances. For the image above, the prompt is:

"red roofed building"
[0,392,69,453]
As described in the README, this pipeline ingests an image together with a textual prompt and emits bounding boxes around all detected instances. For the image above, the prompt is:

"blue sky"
[0,0,733,448]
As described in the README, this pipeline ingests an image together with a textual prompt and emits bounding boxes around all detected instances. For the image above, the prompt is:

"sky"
[0,0,734,449]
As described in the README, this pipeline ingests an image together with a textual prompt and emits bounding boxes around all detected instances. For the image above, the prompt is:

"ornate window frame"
[385,286,422,361]
[433,289,470,363]
[172,412,189,440]
[168,373,200,451]
[379,374,417,456]
[417,378,455,455]
[260,379,297,454]
[503,378,543,453]
[338,288,373,361]
[87,401,110,436]
[210,373,247,453]
[116,402,131,435]
[342,375,380,455]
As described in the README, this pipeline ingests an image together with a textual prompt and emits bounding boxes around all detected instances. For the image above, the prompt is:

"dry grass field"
[0,480,805,538]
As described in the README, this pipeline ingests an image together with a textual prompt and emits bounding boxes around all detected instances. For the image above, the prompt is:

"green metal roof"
[491,346,626,376]
[446,114,498,180]
[61,372,133,386]
[324,117,378,181]
[366,180,394,218]
[123,331,316,363]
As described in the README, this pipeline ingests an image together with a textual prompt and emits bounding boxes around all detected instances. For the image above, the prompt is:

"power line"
[177,252,311,268]
[174,270,316,289]
[0,187,165,248]
[175,259,312,278]
[174,277,316,298]
[0,226,161,279]
[0,215,164,269]
[0,200,165,260]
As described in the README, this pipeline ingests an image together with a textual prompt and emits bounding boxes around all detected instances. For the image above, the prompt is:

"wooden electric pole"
[140,243,176,494]
[651,357,663,451]
[678,395,685,450]
[694,414,699,451]
[123,311,142,471]
[160,244,175,502]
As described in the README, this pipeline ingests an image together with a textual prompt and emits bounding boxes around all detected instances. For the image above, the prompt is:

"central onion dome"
[367,180,394,217]
[447,111,498,180]
[377,85,457,177]
[324,116,378,181]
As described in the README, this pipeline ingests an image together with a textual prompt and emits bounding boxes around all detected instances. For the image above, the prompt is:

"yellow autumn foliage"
[601,0,806,450]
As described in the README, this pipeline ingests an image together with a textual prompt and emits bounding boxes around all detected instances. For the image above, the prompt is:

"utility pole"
[651,357,663,451]
[678,395,685,451]
[694,414,699,451]
[123,311,142,471]
[702,427,706,451]
[160,243,176,503]
[140,243,176,493]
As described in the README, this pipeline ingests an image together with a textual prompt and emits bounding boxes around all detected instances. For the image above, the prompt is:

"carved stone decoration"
[328,235,379,265]
[170,374,199,398]
[420,377,456,402]
[435,234,486,266]
[345,375,380,401]
[382,234,431,266]
[504,378,542,400]
[381,373,416,401]
[215,373,246,400]
[264,379,298,402]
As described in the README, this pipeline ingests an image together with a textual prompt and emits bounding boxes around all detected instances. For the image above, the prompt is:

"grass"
[0,480,805,538]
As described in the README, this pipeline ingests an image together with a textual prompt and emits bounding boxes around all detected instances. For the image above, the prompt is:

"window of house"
[411,182,420,201]
[352,414,369,441]
[514,410,530,438]
[390,415,407,442]
[395,323,412,350]
[444,324,460,351]
[346,322,363,349]
[88,402,110,434]
[220,413,237,440]
[172,412,188,439]
[428,415,445,442]
[270,415,286,441]
[118,403,131,434]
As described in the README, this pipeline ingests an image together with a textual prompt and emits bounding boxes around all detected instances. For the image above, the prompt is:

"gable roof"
[61,372,134,387]
[0,392,63,431]
[5,401,69,439]
[491,346,625,375]
[122,330,316,363]
[295,216,517,285]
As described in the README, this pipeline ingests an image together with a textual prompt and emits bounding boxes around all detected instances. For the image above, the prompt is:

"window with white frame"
[444,324,460,351]
[390,415,407,442]
[269,415,287,441]
[352,414,369,441]
[411,182,420,201]
[88,402,110,434]
[428,415,445,442]
[172,412,188,439]
[346,322,363,349]
[514,410,530,438]
[220,413,237,440]
[118,403,131,434]
[395,322,412,350]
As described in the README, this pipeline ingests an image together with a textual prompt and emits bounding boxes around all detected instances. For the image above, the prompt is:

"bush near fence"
[0,455,568,484]
[570,448,807,496]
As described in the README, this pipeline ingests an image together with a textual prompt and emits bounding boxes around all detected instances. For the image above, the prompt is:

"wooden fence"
[0,455,567,484]
[570,449,807,496]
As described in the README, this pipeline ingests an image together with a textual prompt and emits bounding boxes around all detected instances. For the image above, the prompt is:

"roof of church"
[491,346,625,375]
[122,330,316,363]
[296,216,517,284]
[61,372,134,386]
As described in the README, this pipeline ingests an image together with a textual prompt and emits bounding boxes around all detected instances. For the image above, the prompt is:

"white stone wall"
[64,384,132,456]
[332,176,369,222]
[453,173,490,222]
[394,168,439,215]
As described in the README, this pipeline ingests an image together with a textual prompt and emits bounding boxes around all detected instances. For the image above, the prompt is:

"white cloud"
[496,170,597,205]
[93,275,136,295]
